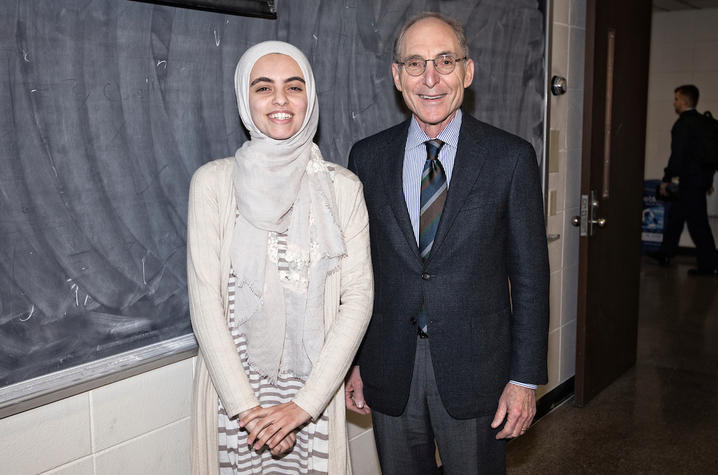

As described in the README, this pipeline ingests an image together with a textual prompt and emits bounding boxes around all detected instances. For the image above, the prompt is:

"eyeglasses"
[396,55,468,76]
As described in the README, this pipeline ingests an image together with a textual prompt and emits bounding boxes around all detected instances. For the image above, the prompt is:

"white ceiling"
[653,0,718,11]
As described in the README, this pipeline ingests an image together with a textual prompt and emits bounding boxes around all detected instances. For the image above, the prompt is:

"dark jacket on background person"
[663,109,714,189]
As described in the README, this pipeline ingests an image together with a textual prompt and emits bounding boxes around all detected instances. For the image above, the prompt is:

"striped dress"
[218,233,330,474]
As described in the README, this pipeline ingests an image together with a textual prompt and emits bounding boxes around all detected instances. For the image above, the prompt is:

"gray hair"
[392,11,469,63]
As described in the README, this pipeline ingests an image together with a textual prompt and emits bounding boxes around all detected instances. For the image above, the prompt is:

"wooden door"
[574,0,652,406]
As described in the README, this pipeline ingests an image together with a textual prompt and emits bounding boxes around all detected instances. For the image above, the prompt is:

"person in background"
[187,41,373,474]
[345,12,549,474]
[652,84,718,276]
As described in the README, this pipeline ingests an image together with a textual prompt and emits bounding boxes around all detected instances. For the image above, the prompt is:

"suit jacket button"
[409,317,417,325]
[421,272,430,280]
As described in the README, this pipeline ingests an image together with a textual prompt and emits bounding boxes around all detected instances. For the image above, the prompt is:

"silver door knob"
[551,76,567,95]
[571,216,581,227]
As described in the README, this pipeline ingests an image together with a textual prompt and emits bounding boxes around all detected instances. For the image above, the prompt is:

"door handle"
[571,191,607,236]
[570,215,607,229]
[592,217,607,228]
[601,29,616,199]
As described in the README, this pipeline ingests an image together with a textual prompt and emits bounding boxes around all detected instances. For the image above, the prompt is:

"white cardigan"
[187,157,373,474]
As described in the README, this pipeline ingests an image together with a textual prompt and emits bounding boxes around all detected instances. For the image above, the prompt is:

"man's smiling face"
[392,17,474,137]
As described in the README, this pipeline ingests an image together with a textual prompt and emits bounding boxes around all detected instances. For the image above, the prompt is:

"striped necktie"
[417,139,446,335]
[419,139,447,260]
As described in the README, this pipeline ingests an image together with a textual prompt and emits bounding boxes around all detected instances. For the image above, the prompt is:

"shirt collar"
[406,109,463,151]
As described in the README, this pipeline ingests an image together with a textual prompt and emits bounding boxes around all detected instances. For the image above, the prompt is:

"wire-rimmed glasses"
[396,54,468,76]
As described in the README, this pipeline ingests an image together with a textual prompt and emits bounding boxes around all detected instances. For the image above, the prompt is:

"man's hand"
[491,383,536,439]
[239,402,311,451]
[345,365,371,415]
[659,182,669,197]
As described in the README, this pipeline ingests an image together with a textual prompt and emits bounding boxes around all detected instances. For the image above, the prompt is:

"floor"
[506,254,718,474]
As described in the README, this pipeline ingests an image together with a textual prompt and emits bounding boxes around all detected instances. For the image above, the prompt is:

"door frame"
[574,0,598,407]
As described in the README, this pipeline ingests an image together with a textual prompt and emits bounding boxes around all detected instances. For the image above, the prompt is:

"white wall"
[540,0,585,397]
[644,8,718,246]
[0,359,194,474]
[0,2,587,473]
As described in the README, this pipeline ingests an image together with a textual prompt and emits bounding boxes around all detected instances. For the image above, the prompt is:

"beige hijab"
[230,41,345,381]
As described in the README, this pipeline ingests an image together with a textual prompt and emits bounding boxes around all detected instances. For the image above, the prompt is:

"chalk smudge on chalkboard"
[18,305,35,322]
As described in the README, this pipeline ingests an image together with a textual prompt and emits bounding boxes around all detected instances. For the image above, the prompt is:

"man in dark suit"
[345,12,549,474]
[653,85,718,275]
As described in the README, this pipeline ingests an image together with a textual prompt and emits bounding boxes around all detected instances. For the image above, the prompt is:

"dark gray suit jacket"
[348,112,549,419]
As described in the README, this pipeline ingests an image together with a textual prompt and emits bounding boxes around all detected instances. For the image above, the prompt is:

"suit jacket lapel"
[428,118,489,262]
[379,120,421,259]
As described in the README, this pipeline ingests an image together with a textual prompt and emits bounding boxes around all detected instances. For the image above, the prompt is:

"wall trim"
[535,376,574,421]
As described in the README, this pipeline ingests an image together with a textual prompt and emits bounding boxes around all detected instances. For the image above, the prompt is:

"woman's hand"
[239,402,311,451]
[269,431,296,456]
[237,405,262,436]
[238,405,297,455]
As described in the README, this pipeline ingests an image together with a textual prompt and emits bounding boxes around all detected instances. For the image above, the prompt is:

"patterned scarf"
[230,41,345,381]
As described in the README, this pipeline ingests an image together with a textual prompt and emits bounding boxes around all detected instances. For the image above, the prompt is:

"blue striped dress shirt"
[402,110,461,246]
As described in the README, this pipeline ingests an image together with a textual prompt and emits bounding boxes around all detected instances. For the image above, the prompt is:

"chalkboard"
[0,0,546,413]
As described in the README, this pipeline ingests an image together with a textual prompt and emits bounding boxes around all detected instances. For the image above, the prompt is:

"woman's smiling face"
[248,53,308,140]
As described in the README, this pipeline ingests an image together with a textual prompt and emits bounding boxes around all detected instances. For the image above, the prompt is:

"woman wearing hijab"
[187,41,373,474]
